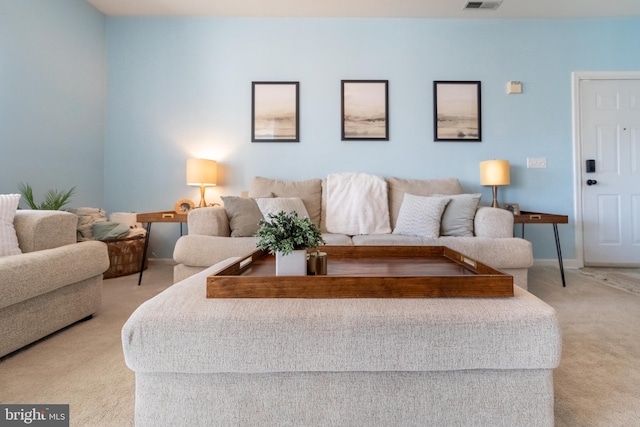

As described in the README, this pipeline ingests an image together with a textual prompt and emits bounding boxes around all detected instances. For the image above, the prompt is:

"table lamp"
[480,159,510,208]
[186,158,217,208]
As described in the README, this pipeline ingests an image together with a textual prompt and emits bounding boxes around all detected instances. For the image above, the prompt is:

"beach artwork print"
[252,82,299,142]
[342,80,389,140]
[434,81,481,142]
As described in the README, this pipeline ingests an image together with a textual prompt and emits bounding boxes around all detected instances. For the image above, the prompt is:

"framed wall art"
[341,80,389,141]
[433,81,481,142]
[503,203,521,215]
[252,82,299,142]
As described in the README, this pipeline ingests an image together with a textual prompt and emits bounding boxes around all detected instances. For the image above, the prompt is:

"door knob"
[587,179,598,186]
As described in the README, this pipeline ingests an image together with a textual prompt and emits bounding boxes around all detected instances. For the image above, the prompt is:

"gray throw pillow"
[221,196,264,237]
[437,193,482,237]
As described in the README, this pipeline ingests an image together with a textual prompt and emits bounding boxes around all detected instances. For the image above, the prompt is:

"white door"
[580,78,640,266]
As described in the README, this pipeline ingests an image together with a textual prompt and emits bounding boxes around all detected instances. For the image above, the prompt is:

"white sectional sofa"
[0,210,110,357]
[174,175,533,288]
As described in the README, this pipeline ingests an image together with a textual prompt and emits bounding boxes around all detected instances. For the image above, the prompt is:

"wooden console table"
[136,211,188,286]
[513,211,569,287]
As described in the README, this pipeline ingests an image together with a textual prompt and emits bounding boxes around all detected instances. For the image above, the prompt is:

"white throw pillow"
[0,194,22,257]
[256,197,310,221]
[392,194,451,238]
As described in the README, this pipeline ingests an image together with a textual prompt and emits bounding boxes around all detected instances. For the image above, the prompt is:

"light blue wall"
[0,0,106,208]
[105,17,640,259]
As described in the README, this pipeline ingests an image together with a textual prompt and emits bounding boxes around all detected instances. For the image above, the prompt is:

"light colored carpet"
[528,266,640,427]
[578,267,640,296]
[1,264,639,426]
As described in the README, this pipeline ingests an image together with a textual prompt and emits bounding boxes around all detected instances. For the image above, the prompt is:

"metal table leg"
[137,222,152,286]
[521,223,566,287]
[553,223,566,287]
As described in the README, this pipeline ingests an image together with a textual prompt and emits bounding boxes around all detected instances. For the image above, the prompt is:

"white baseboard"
[533,258,579,269]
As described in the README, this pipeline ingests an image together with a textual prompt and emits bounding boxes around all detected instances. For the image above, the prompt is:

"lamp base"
[199,185,207,208]
[491,186,500,208]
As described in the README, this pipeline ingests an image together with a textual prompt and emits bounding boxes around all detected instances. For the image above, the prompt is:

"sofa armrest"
[13,210,78,253]
[474,207,514,238]
[0,240,109,310]
[187,206,231,237]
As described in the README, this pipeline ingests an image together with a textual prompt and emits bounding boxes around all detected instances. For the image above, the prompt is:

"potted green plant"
[18,183,75,210]
[256,210,325,276]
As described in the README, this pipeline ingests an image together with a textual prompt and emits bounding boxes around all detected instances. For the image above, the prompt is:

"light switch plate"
[527,157,547,168]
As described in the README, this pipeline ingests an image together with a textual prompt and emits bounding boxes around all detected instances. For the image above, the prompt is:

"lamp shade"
[479,160,510,186]
[186,158,217,186]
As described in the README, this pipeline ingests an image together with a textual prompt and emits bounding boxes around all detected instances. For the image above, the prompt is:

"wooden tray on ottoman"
[207,246,513,298]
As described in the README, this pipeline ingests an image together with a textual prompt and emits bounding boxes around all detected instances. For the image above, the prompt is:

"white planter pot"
[276,250,307,276]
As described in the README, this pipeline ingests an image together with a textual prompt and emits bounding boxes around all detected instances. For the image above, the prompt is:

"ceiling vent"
[463,1,503,10]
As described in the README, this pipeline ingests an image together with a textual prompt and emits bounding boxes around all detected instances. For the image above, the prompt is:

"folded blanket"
[325,172,391,235]
[70,207,107,240]
[92,222,131,240]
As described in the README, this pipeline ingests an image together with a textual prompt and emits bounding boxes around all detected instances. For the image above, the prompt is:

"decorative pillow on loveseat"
[256,197,310,220]
[221,196,265,237]
[0,194,22,257]
[438,193,482,237]
[392,194,451,238]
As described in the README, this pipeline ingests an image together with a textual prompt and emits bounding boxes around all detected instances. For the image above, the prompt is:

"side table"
[513,211,569,287]
[136,211,188,286]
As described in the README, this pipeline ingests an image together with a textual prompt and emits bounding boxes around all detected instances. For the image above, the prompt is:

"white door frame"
[571,71,640,268]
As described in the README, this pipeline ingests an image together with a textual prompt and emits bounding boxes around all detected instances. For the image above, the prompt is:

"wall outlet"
[527,157,547,168]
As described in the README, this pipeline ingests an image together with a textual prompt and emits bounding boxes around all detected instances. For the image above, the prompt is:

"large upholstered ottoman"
[122,259,561,427]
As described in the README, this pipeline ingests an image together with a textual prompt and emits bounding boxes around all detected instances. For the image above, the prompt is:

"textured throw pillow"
[437,193,482,237]
[392,194,451,238]
[0,194,22,257]
[221,196,265,237]
[256,197,310,221]
[387,177,463,229]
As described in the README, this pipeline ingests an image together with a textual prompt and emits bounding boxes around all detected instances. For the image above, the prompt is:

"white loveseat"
[0,210,109,357]
[173,175,533,288]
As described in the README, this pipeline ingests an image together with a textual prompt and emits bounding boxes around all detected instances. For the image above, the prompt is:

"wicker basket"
[103,235,147,279]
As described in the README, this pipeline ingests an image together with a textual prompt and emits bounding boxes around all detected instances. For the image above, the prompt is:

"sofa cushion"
[0,240,109,309]
[350,234,532,270]
[0,194,21,257]
[321,233,353,245]
[249,177,322,227]
[393,194,450,238]
[221,196,264,237]
[387,177,462,229]
[438,193,482,237]
[256,197,309,220]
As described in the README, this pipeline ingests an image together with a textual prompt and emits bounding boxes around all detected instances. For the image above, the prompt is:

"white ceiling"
[85,0,640,19]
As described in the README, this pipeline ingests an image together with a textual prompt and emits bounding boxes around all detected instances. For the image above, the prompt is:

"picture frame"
[503,203,520,215]
[341,80,389,141]
[433,81,481,142]
[252,82,299,142]
[174,199,195,214]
